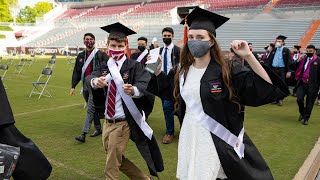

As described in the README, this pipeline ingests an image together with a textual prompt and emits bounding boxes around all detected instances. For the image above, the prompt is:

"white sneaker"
[317,100,320,106]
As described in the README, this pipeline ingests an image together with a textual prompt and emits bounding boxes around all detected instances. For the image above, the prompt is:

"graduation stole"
[295,54,317,83]
[180,74,245,159]
[81,48,98,81]
[136,49,148,63]
[107,58,153,140]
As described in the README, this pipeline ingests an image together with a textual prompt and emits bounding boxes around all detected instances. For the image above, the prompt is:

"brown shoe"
[162,135,174,144]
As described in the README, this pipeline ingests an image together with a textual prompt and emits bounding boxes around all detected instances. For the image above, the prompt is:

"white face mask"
[275,42,282,48]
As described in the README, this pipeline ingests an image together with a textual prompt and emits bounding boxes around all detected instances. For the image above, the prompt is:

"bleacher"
[20,0,320,51]
[309,29,320,49]
[205,0,269,11]
[84,3,140,17]
[132,0,194,14]
[275,0,320,8]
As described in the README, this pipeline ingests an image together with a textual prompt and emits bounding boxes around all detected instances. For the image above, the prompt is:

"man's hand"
[93,76,108,88]
[122,84,134,96]
[70,88,75,96]
[286,72,291,79]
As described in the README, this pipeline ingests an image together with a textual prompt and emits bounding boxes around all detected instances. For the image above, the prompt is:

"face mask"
[306,52,314,58]
[108,48,126,61]
[138,45,146,52]
[84,40,95,49]
[267,47,271,51]
[275,42,282,48]
[187,40,211,58]
[293,51,297,54]
[249,47,253,52]
[163,38,172,45]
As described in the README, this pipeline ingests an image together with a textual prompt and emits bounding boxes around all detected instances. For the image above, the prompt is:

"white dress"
[176,65,227,180]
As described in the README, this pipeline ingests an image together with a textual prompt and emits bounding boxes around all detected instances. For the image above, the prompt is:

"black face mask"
[306,52,314,58]
[138,45,146,52]
[163,38,172,45]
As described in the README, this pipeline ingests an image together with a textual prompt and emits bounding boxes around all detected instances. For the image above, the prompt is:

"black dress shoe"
[298,115,304,121]
[75,134,85,142]
[90,130,102,137]
[302,120,308,125]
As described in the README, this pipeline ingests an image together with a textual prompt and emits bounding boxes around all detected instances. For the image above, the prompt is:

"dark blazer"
[265,47,292,72]
[160,44,180,68]
[0,79,52,180]
[71,49,108,90]
[131,51,149,66]
[85,59,164,177]
[152,59,289,180]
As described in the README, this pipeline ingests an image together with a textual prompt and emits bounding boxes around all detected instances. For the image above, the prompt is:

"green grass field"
[1,55,319,180]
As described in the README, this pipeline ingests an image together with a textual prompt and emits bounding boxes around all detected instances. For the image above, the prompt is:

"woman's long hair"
[173,32,237,112]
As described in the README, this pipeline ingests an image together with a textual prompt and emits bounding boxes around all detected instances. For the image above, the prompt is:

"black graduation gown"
[85,59,164,177]
[265,47,292,73]
[296,57,320,93]
[0,79,52,180]
[131,52,155,118]
[71,49,108,91]
[153,59,289,180]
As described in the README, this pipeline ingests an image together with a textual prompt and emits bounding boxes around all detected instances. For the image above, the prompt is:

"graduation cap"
[294,45,301,50]
[100,22,136,39]
[180,7,229,37]
[264,46,269,50]
[276,35,287,41]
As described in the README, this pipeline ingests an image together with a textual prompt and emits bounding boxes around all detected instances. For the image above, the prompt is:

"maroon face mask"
[84,40,95,49]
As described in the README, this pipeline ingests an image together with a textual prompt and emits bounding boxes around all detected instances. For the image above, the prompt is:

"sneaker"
[75,134,85,143]
[90,129,102,137]
[277,100,283,106]
[317,100,320,106]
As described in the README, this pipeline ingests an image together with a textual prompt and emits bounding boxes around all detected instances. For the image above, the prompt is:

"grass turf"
[0,55,319,180]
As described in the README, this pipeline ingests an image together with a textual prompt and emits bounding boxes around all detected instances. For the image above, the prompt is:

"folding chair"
[0,64,8,89]
[45,59,56,69]
[14,58,28,74]
[67,57,76,71]
[29,68,53,99]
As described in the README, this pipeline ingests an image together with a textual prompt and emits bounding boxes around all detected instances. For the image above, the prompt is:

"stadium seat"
[0,64,9,89]
[29,68,53,99]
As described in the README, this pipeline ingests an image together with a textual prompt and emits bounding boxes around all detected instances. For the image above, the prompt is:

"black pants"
[296,83,318,121]
[272,67,286,101]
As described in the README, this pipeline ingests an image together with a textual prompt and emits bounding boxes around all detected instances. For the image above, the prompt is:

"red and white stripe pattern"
[106,79,117,118]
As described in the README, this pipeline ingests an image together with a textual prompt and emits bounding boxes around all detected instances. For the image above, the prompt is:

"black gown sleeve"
[231,60,290,106]
[71,53,82,88]
[0,79,14,126]
[148,67,175,100]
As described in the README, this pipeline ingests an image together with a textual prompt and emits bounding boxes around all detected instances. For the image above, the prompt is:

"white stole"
[81,48,98,81]
[136,49,148,63]
[107,59,153,140]
[180,74,245,159]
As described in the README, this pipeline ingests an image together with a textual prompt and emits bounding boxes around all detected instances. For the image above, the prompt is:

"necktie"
[304,58,310,71]
[163,47,168,74]
[106,62,118,118]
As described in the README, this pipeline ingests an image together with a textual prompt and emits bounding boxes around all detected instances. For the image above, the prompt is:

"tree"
[16,6,37,23]
[34,2,52,17]
[7,0,17,8]
[0,0,13,22]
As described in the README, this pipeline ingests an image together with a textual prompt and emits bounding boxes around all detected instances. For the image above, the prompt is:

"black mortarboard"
[294,45,301,50]
[180,7,229,37]
[276,35,287,41]
[264,46,268,50]
[100,22,136,38]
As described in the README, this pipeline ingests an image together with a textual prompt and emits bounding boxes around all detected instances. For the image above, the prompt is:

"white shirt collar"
[164,43,174,50]
[111,55,126,69]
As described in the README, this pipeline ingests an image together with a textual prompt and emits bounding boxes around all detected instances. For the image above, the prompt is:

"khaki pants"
[102,120,149,180]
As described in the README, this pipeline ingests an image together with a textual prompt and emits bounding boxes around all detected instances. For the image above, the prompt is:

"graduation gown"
[265,47,292,73]
[71,49,108,91]
[131,52,155,117]
[153,59,289,180]
[85,59,164,177]
[0,79,52,180]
